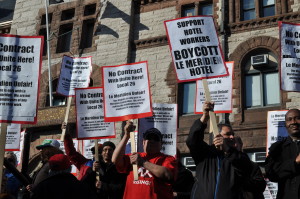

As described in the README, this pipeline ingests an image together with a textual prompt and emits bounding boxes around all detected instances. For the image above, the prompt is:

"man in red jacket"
[112,121,177,199]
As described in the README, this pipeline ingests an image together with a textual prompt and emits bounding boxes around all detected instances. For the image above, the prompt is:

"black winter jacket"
[265,136,300,199]
[186,119,266,199]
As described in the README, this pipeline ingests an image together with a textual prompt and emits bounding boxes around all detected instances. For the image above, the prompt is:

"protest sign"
[195,62,233,114]
[102,61,152,122]
[0,34,43,124]
[57,55,92,96]
[14,129,25,166]
[279,22,300,91]
[137,103,177,156]
[5,123,21,151]
[164,16,228,82]
[280,58,300,91]
[263,179,278,199]
[279,21,300,59]
[267,110,288,154]
[76,87,115,139]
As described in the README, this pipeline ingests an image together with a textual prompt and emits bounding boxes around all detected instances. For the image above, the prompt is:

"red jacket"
[64,134,92,180]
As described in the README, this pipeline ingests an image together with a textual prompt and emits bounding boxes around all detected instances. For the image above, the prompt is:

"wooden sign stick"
[94,139,101,181]
[202,79,219,137]
[61,96,72,141]
[130,131,138,181]
[0,123,8,193]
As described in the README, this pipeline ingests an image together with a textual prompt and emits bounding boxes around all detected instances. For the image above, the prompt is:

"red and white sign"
[164,16,228,82]
[5,123,21,151]
[102,61,152,122]
[57,55,92,96]
[195,62,233,114]
[138,103,177,156]
[279,21,300,59]
[279,22,300,92]
[75,87,115,139]
[266,110,288,154]
[0,34,43,124]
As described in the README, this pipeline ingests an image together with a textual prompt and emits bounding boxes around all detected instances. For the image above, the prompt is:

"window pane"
[183,8,195,17]
[243,0,255,9]
[264,73,280,105]
[56,24,73,53]
[263,6,275,17]
[182,82,196,114]
[243,10,256,20]
[246,75,261,107]
[263,0,275,6]
[53,97,66,106]
[199,4,213,16]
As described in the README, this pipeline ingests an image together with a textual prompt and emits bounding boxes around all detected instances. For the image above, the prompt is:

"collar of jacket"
[283,136,295,147]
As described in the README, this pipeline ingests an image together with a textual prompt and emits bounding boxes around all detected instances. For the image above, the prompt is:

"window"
[241,0,275,21]
[46,78,93,107]
[242,0,255,21]
[61,8,75,21]
[38,1,98,56]
[199,3,213,15]
[178,82,196,115]
[56,23,73,53]
[261,0,275,17]
[39,29,47,56]
[84,4,96,16]
[182,5,195,17]
[244,50,280,108]
[80,19,95,49]
[182,2,213,17]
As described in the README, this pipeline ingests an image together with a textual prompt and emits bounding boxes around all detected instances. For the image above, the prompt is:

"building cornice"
[229,12,300,33]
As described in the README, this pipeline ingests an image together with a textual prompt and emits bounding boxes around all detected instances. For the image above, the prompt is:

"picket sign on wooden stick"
[61,96,73,141]
[130,131,138,181]
[202,79,219,136]
[0,123,8,193]
[94,139,101,181]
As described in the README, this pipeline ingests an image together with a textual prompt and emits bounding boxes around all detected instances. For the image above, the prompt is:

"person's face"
[101,146,114,163]
[285,109,300,138]
[220,126,234,139]
[143,136,162,154]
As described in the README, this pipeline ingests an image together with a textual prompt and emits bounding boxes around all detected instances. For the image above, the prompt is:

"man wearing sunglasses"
[186,101,266,199]
[112,121,177,199]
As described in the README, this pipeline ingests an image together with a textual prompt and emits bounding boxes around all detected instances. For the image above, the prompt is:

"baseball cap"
[36,139,60,150]
[49,154,72,171]
[143,128,163,142]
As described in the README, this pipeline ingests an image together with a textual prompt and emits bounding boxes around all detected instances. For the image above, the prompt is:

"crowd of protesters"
[1,102,300,199]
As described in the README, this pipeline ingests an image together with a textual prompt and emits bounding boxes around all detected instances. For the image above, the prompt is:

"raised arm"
[62,123,88,169]
[186,101,214,164]
[112,121,135,169]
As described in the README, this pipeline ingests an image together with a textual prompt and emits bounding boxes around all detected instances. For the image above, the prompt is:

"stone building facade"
[3,0,300,166]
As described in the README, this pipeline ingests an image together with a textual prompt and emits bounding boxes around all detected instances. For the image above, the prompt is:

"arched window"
[243,49,280,108]
[45,78,93,107]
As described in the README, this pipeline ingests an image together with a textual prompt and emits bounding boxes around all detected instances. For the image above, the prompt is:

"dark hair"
[217,123,233,133]
[40,147,64,162]
[285,109,300,120]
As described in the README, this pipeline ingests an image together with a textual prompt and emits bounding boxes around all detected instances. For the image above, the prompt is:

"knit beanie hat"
[102,141,116,150]
[48,154,72,171]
